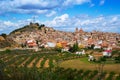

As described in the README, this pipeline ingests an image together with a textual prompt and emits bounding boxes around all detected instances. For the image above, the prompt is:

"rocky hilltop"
[9,22,74,45]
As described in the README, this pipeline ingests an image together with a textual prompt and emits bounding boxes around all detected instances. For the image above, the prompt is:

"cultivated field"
[59,58,120,73]
[0,49,120,80]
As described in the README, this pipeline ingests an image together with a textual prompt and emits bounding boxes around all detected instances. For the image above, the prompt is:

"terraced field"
[0,49,120,80]
[0,50,80,68]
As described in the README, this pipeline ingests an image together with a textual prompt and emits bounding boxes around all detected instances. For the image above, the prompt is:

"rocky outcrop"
[0,36,19,48]
[0,36,5,41]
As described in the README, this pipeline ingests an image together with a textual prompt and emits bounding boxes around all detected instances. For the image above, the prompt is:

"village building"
[26,39,37,48]
[47,42,56,48]
[103,49,112,57]
[76,49,85,55]
[10,24,120,50]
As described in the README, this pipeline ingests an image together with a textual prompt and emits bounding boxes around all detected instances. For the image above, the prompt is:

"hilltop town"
[1,23,120,80]
[6,22,120,50]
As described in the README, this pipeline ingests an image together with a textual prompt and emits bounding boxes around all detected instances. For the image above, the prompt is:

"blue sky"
[0,0,120,34]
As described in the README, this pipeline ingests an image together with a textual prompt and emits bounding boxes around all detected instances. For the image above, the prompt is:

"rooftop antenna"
[32,16,36,23]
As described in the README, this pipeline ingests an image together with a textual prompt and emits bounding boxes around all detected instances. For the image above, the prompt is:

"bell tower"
[75,27,79,33]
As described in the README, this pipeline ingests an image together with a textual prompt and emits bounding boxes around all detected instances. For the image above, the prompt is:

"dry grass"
[44,59,49,68]
[59,59,120,73]
[0,54,9,60]
[36,58,43,68]
[27,58,37,68]
[4,55,17,62]
[19,57,30,67]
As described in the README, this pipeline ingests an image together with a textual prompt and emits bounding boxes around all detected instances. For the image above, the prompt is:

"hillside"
[1,22,120,49]
[9,22,74,45]
[10,23,41,35]
[0,36,19,48]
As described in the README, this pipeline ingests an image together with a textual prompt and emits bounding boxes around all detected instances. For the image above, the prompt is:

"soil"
[36,58,43,68]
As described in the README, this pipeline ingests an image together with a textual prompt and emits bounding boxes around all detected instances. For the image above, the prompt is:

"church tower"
[79,28,84,33]
[75,27,79,33]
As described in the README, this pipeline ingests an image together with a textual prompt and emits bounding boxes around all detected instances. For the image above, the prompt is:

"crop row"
[0,52,82,68]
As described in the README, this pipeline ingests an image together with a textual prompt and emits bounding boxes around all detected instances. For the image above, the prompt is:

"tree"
[39,24,45,29]
[0,60,6,79]
[0,33,7,38]
[69,42,79,52]
[91,44,95,49]
[35,23,39,26]
[115,54,120,63]
[40,24,45,27]
[97,57,106,80]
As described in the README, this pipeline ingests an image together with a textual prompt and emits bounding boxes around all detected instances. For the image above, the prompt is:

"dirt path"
[4,55,17,62]
[27,58,37,68]
[53,60,56,63]
[104,73,109,80]
[11,57,25,66]
[19,57,30,67]
[36,58,43,68]
[1,55,9,60]
[93,53,103,60]
[113,74,118,80]
[44,59,49,68]
[0,54,8,59]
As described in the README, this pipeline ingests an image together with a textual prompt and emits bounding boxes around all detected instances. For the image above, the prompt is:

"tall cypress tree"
[69,42,79,52]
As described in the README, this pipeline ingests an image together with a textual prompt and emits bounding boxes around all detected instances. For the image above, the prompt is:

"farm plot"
[0,50,120,80]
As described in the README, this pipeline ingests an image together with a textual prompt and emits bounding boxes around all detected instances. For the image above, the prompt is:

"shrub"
[116,74,120,80]
[5,49,11,53]
[106,72,115,80]
[114,55,120,63]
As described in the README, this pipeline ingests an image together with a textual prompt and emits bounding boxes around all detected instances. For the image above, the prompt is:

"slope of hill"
[10,23,41,35]
[0,36,19,48]
[9,22,74,45]
[1,22,120,49]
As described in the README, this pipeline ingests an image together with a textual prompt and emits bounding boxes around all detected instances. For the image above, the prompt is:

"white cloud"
[46,11,56,17]
[100,0,105,5]
[45,14,69,27]
[0,0,59,15]
[0,20,29,34]
[3,21,14,26]
[0,0,92,15]
[111,16,118,23]
[90,3,95,7]
[12,0,59,9]
[44,14,120,33]
[0,14,120,34]
[63,0,91,6]
[54,14,69,21]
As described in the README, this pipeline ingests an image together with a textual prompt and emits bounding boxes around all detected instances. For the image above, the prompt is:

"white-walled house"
[47,42,56,48]
[61,48,69,52]
[103,50,112,57]
[26,39,37,48]
[76,50,85,55]
[88,55,94,61]
[98,40,103,44]
[94,45,101,49]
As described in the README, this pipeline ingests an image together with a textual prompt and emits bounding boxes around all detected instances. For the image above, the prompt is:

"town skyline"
[0,0,120,34]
